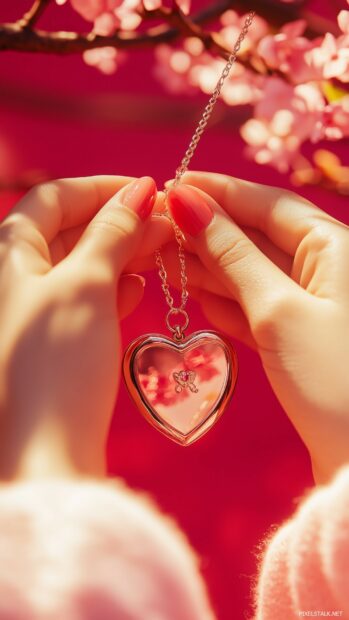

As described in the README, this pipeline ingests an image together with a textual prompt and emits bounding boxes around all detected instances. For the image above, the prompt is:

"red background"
[0,3,348,618]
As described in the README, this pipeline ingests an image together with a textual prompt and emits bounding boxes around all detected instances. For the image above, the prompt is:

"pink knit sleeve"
[0,478,215,620]
[253,465,349,619]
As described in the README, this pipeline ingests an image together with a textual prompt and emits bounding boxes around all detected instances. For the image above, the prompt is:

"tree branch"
[0,0,339,57]
[0,3,233,56]
[18,0,52,30]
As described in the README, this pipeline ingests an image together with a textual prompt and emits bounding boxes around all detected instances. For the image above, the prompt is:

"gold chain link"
[155,221,188,311]
[155,10,255,337]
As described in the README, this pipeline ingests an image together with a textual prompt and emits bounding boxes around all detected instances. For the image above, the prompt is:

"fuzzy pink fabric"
[254,465,349,619]
[0,478,214,620]
[0,467,348,619]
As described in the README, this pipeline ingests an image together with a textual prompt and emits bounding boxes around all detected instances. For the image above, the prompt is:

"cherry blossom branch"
[0,3,236,57]
[0,0,338,56]
[18,0,52,29]
[1,0,347,197]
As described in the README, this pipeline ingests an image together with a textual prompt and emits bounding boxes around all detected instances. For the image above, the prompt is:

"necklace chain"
[155,10,255,339]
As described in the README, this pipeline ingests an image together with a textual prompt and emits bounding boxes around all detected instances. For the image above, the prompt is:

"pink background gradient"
[0,2,348,618]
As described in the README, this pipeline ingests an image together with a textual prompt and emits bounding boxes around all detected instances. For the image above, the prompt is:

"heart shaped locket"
[123,330,238,446]
[119,12,256,447]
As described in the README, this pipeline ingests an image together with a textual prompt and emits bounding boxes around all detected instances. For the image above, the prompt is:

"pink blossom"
[178,0,190,15]
[70,0,121,23]
[241,78,325,172]
[69,0,144,71]
[149,9,266,101]
[83,47,121,74]
[258,16,349,85]
[93,11,120,35]
[338,9,349,34]
[144,0,190,13]
[70,0,191,35]
[312,96,349,141]
[154,44,197,94]
[323,10,349,82]
[304,33,349,84]
[155,39,264,105]
[143,0,162,9]
[193,57,264,106]
[258,20,324,84]
[298,12,349,84]
[115,0,142,30]
[70,0,142,34]
[219,10,269,54]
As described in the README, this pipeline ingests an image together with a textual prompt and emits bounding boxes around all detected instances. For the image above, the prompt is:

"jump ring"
[166,308,189,336]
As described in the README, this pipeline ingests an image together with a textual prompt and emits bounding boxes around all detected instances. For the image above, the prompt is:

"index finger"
[8,175,134,244]
[178,171,336,255]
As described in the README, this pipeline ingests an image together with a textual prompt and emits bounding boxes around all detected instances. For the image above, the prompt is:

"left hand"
[0,175,171,480]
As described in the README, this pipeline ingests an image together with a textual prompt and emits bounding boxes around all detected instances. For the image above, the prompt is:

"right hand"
[160,172,349,484]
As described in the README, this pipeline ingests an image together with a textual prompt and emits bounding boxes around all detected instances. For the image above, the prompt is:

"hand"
[163,172,349,484]
[0,176,171,480]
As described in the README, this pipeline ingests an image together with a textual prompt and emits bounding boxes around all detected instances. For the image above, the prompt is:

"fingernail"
[121,177,157,221]
[137,274,146,288]
[167,184,214,237]
[121,273,146,287]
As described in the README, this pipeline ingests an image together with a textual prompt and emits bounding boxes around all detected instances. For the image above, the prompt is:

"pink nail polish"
[121,177,157,221]
[167,185,214,237]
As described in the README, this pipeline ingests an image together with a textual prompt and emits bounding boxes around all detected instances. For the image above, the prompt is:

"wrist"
[0,416,106,481]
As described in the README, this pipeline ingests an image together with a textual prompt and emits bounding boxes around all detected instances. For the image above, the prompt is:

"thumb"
[167,183,302,332]
[71,176,156,283]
